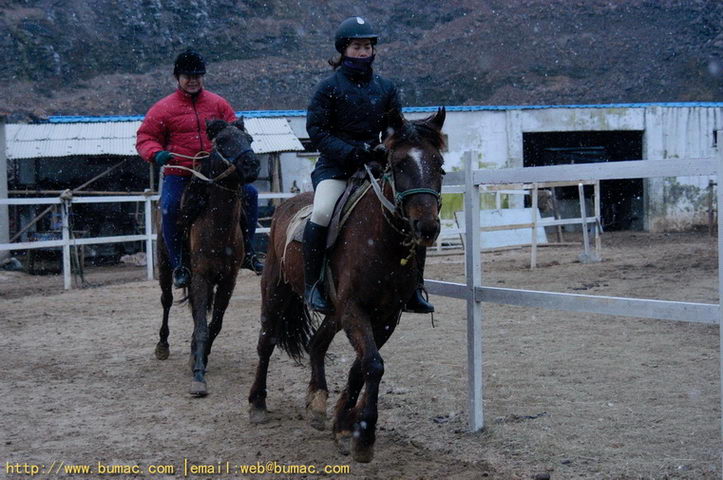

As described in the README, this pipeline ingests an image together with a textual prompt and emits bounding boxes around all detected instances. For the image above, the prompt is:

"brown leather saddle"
[285,170,372,250]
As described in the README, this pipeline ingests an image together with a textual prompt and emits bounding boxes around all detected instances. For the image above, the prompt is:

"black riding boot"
[404,247,434,314]
[241,236,264,275]
[173,266,191,288]
[303,221,334,314]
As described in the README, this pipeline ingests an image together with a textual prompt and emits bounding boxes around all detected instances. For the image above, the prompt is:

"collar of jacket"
[175,87,205,101]
[339,64,373,83]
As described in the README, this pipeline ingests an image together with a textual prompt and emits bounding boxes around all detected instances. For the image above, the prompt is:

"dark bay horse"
[248,108,446,462]
[155,118,258,397]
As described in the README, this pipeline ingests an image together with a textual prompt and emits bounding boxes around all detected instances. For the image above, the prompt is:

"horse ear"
[426,106,446,131]
[206,119,228,141]
[386,108,405,135]
[233,117,245,132]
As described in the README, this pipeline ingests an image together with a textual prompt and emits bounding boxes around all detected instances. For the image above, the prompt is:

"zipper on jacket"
[191,96,204,153]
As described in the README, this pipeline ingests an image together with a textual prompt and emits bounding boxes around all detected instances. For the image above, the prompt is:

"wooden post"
[463,151,484,432]
[709,179,716,237]
[270,153,282,206]
[594,180,601,259]
[578,183,592,262]
[61,199,71,290]
[550,186,564,242]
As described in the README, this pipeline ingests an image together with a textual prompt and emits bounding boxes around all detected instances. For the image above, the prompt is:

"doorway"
[523,131,644,231]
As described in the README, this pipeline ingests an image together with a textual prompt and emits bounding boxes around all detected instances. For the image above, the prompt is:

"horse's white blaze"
[408,148,424,175]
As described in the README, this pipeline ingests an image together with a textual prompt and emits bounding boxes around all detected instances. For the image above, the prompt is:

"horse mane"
[386,118,446,151]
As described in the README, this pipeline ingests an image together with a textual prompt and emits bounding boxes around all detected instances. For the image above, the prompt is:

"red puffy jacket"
[136,88,237,176]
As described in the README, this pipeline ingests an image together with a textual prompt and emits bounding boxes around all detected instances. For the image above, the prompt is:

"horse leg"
[306,315,339,431]
[332,357,364,456]
[247,312,276,424]
[350,318,397,462]
[188,278,210,397]
[205,276,237,361]
[333,316,396,462]
[248,282,291,423]
[155,255,173,360]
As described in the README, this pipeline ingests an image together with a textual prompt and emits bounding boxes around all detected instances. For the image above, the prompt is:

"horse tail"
[275,293,315,364]
[206,287,214,314]
[262,215,316,363]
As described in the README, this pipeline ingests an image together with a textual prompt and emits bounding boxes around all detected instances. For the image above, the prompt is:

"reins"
[161,148,251,194]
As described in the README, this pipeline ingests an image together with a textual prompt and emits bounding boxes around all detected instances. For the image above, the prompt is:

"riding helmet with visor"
[173,49,206,77]
[334,16,379,53]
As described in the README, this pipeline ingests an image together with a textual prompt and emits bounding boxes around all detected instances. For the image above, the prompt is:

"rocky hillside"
[1,0,721,121]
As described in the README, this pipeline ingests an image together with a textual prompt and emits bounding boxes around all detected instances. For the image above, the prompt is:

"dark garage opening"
[523,131,644,231]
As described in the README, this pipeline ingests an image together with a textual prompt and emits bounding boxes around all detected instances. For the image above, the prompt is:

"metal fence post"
[716,129,723,474]
[144,195,154,280]
[464,150,484,432]
[61,198,71,290]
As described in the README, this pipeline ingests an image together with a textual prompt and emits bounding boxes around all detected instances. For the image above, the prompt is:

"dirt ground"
[0,231,720,479]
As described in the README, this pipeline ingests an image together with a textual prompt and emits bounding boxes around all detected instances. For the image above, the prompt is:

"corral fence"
[0,192,295,290]
[426,142,723,452]
[2,146,722,449]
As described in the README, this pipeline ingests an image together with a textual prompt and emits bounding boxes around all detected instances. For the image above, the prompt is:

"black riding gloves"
[154,150,173,166]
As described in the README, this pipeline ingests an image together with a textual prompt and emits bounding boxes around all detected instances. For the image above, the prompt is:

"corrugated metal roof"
[45,102,723,123]
[6,118,303,159]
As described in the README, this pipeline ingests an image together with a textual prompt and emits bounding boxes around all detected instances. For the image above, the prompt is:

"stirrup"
[242,254,263,275]
[305,283,334,314]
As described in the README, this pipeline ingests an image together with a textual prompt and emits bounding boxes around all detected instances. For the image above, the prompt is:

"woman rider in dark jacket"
[303,16,434,315]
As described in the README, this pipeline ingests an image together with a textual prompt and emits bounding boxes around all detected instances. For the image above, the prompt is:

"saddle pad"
[286,204,314,246]
[285,180,373,248]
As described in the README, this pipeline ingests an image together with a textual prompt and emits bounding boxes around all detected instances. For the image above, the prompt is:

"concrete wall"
[644,106,721,231]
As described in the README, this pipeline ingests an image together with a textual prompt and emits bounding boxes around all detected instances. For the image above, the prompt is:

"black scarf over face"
[341,55,375,79]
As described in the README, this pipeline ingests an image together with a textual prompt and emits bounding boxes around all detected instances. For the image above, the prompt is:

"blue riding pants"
[160,175,190,270]
[242,184,259,255]
[161,176,260,269]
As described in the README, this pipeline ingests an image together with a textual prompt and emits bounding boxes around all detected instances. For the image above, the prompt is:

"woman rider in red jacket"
[136,49,262,288]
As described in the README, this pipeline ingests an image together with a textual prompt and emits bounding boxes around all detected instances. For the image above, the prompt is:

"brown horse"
[248,108,446,462]
[155,118,258,397]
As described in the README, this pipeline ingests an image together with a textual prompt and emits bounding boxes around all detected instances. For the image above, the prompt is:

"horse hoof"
[306,390,328,431]
[334,431,352,456]
[308,410,326,431]
[155,343,169,360]
[352,439,374,463]
[248,405,269,424]
[189,380,208,397]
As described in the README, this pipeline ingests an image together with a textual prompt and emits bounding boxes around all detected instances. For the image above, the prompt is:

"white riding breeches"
[311,179,347,227]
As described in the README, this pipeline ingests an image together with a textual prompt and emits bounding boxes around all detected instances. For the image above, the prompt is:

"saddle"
[284,170,372,259]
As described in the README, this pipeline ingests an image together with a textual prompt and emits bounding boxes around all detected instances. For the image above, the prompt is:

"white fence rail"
[0,192,296,290]
[426,149,722,435]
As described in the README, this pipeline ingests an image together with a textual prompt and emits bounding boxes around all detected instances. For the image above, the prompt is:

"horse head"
[205,118,260,184]
[383,107,446,247]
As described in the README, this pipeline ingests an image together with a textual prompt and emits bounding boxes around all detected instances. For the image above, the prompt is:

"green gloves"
[154,150,173,166]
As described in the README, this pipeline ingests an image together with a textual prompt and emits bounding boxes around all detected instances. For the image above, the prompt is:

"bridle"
[364,145,443,263]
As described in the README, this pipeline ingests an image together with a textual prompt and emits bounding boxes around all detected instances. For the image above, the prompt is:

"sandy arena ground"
[0,231,720,479]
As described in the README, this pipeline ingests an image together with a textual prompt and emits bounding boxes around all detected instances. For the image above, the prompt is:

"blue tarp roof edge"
[46,102,723,123]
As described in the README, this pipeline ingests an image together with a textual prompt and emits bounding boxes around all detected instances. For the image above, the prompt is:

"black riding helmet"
[334,16,379,53]
[173,49,206,77]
